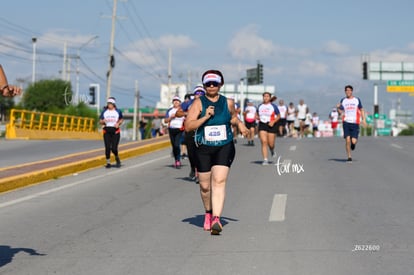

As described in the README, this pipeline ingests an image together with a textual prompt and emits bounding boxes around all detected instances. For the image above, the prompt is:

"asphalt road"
[0,136,413,274]
[0,139,104,168]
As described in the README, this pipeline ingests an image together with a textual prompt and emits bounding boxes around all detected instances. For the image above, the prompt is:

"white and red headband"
[202,73,222,84]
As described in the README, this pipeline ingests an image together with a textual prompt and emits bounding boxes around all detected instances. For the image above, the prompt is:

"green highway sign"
[367,114,386,123]
[377,128,392,136]
[387,80,414,86]
[387,80,414,92]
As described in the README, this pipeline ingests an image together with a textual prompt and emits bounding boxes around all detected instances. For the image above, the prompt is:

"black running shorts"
[195,142,236,172]
[277,118,287,127]
[245,121,256,129]
[258,121,278,133]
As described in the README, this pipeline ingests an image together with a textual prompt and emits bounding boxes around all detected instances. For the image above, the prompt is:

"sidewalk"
[0,136,170,193]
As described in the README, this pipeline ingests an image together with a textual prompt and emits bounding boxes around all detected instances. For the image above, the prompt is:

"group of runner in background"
[239,97,340,141]
[162,90,343,170]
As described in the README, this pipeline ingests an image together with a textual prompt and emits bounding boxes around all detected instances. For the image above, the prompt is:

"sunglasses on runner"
[204,81,220,87]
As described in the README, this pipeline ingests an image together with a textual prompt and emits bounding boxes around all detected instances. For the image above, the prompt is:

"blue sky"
[1,0,414,120]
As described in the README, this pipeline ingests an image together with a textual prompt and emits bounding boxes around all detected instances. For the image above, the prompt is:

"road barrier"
[5,109,101,140]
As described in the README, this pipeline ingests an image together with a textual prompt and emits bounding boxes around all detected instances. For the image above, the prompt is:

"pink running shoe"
[174,160,181,169]
[203,212,212,231]
[210,216,222,235]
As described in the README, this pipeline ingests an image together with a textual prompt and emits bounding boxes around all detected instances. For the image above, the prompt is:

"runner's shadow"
[182,215,238,229]
[163,164,187,169]
[328,158,351,163]
[0,245,46,267]
[175,177,197,183]
[251,160,275,165]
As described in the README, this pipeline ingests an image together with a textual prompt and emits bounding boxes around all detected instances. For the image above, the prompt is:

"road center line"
[289,145,296,151]
[391,143,403,150]
[269,194,287,222]
[0,155,169,209]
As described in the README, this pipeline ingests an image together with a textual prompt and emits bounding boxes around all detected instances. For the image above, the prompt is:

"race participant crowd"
[163,90,342,169]
[160,69,366,235]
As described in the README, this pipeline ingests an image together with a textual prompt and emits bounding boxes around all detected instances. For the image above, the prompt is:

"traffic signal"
[362,62,368,80]
[89,85,96,105]
[257,63,263,84]
[373,104,379,119]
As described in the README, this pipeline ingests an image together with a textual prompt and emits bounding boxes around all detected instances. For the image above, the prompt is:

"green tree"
[398,124,414,136]
[21,79,72,112]
[0,96,15,122]
[63,102,99,120]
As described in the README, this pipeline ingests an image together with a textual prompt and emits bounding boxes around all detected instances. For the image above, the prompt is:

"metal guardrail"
[5,109,99,139]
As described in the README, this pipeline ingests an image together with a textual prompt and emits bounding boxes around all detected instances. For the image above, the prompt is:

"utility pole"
[133,80,139,141]
[62,41,67,81]
[66,56,71,82]
[168,48,172,104]
[373,84,378,137]
[32,37,37,83]
[239,78,245,123]
[106,0,118,100]
[187,70,191,92]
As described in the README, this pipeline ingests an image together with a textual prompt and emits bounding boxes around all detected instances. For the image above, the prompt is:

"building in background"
[156,83,187,109]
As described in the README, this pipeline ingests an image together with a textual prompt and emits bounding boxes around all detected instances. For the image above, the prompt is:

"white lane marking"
[269,194,287,222]
[289,145,296,151]
[0,155,169,209]
[391,143,403,150]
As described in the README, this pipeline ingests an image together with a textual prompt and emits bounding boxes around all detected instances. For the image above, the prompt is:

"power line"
[113,47,163,82]
[79,57,133,93]
[0,16,37,37]
[115,19,166,83]
[0,50,31,62]
[121,1,167,70]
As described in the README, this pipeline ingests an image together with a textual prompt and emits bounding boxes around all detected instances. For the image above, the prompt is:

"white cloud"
[157,34,197,50]
[228,24,311,62]
[322,40,350,55]
[228,24,275,60]
[122,34,197,68]
[407,42,414,51]
[368,49,414,62]
[297,60,329,76]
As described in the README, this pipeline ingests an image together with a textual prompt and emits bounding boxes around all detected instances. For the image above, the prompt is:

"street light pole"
[32,37,37,83]
[75,36,98,104]
[373,83,378,137]
[239,78,245,122]
[106,0,118,99]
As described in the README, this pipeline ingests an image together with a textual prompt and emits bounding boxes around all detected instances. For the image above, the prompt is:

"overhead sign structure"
[246,68,258,85]
[246,63,264,85]
[386,80,414,92]
[366,62,414,81]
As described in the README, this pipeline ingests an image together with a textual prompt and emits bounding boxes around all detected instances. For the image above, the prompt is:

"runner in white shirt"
[304,112,312,136]
[329,107,339,136]
[337,85,366,162]
[311,112,320,137]
[243,100,257,146]
[99,97,124,168]
[296,99,309,139]
[286,102,296,137]
[257,92,280,165]
[277,99,288,137]
[165,96,186,168]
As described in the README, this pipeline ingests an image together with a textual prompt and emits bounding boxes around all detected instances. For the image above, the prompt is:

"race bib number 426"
[204,125,227,141]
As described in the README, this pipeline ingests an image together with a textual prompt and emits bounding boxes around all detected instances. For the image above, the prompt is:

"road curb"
[0,139,171,193]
